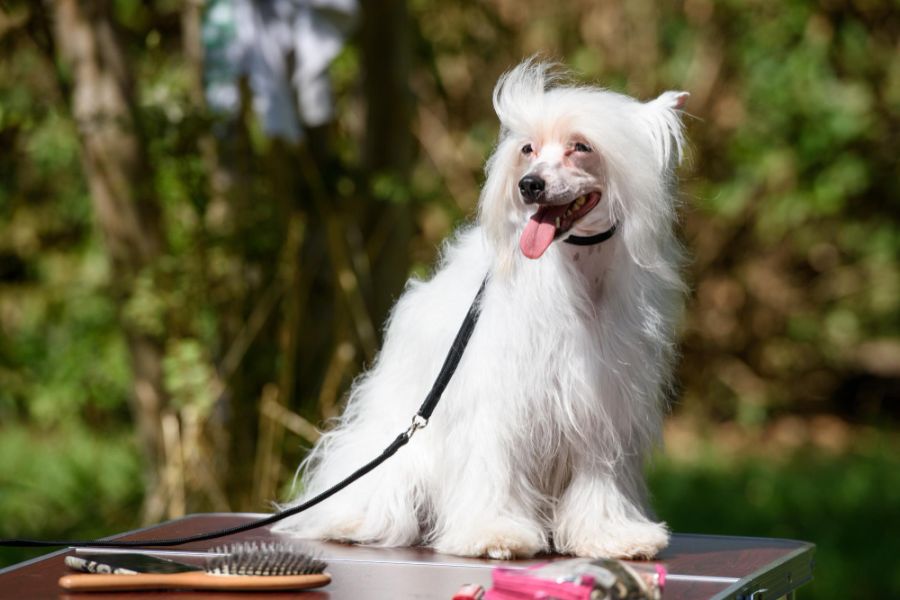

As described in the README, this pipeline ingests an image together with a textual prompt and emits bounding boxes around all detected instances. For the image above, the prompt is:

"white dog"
[275,60,688,560]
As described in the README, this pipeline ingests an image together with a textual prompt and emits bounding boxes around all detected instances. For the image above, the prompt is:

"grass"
[649,422,900,600]
[0,425,142,569]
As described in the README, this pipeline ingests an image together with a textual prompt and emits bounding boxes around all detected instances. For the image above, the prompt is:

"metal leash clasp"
[406,414,428,439]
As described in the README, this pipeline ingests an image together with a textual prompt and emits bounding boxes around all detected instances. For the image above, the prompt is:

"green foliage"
[163,338,217,414]
[0,25,128,428]
[649,432,900,600]
[371,172,414,205]
[658,0,898,421]
[0,425,142,568]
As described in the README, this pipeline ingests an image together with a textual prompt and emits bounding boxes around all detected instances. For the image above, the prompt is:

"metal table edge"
[710,541,815,600]
[666,532,815,548]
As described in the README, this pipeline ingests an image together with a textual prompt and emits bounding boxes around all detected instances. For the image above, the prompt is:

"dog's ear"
[642,91,689,172]
[656,91,689,111]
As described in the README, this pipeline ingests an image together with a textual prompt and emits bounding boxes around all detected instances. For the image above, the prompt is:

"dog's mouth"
[519,191,602,259]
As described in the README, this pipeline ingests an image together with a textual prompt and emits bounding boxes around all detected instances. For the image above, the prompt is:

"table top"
[0,513,814,600]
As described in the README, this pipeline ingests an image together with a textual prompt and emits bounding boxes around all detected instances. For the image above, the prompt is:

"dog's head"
[478,60,688,270]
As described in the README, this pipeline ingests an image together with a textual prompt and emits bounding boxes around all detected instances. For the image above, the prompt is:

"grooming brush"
[58,542,331,592]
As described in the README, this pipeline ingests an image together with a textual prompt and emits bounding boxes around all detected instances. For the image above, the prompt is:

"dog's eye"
[574,142,592,153]
[521,143,533,155]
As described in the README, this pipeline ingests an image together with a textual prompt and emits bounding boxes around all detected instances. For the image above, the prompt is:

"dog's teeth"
[555,217,561,228]
[575,196,585,207]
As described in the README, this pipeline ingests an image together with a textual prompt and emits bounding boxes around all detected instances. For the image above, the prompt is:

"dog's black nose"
[518,175,546,203]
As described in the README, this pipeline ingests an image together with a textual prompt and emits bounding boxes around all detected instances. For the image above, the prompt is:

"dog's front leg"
[553,455,669,559]
[429,436,548,559]
[274,429,423,547]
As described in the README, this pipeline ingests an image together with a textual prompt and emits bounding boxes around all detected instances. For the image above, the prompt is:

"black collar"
[564,222,618,246]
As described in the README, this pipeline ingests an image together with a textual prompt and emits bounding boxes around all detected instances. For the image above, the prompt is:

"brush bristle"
[205,542,327,576]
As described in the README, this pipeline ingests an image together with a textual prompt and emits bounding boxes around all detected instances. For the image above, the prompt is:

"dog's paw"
[309,512,422,547]
[318,516,368,542]
[559,520,669,559]
[273,509,367,541]
[434,518,547,559]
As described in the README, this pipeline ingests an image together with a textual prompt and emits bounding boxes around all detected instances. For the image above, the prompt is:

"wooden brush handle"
[59,571,331,592]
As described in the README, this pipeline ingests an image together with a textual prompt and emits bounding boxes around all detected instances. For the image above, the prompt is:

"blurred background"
[0,0,897,597]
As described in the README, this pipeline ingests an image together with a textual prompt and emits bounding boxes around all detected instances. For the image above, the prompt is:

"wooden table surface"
[0,513,814,599]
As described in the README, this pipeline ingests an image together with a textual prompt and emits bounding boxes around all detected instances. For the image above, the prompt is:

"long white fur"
[274,59,688,560]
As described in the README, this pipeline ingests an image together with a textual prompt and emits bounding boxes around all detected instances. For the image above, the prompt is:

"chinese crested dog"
[276,60,689,559]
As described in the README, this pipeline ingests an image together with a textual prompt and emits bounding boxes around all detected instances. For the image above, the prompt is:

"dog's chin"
[518,191,602,260]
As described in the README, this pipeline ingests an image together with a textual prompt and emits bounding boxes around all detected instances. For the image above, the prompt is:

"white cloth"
[204,0,357,141]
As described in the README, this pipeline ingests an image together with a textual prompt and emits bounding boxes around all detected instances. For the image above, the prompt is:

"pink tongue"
[519,204,569,259]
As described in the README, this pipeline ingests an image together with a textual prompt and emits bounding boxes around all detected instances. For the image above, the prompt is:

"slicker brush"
[58,542,330,592]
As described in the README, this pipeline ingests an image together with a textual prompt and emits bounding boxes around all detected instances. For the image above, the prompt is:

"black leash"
[0,277,489,549]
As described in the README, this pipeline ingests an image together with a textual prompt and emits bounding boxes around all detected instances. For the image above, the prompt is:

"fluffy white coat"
[275,60,688,560]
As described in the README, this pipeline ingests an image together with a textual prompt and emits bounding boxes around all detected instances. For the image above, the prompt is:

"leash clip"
[406,414,428,438]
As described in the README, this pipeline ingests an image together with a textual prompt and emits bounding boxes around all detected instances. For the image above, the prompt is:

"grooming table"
[0,512,814,599]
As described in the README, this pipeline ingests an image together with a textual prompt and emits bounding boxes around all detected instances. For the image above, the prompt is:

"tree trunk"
[360,0,415,325]
[53,0,169,522]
